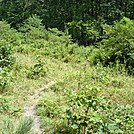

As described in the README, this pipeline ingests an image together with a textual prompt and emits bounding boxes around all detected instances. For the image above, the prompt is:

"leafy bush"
[0,67,13,92]
[0,40,15,91]
[0,21,11,34]
[26,56,46,79]
[100,104,134,133]
[0,95,20,113]
[19,14,44,33]
[37,91,66,118]
[91,17,134,72]
[0,21,23,46]
[65,89,134,133]
[66,88,106,133]
[2,16,92,63]
[67,20,100,46]
[0,41,15,68]
[17,27,87,62]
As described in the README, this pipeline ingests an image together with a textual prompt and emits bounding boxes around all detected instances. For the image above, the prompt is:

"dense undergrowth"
[37,65,133,134]
[0,16,134,134]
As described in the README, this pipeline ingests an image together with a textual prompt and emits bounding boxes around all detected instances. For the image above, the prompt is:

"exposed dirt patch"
[24,81,55,134]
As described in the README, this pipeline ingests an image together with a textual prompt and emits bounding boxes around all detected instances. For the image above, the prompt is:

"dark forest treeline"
[0,0,134,46]
[0,0,134,28]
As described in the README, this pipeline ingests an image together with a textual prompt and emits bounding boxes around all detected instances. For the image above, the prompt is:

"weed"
[65,89,134,133]
[0,41,15,68]
[37,91,66,118]
[0,95,11,113]
[0,67,13,92]
[26,56,46,79]
[0,117,33,134]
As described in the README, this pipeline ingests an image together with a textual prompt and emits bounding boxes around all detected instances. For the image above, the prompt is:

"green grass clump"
[0,117,33,134]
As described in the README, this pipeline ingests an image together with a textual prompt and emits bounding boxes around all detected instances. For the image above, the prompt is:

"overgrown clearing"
[0,17,134,134]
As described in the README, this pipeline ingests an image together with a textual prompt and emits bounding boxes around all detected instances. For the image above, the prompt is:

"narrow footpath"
[24,81,55,134]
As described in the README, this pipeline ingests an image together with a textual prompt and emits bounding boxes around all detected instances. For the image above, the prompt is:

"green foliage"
[0,21,10,33]
[0,95,20,113]
[0,0,134,47]
[1,0,134,30]
[15,117,33,134]
[0,117,33,134]
[67,20,100,45]
[42,64,134,133]
[0,41,15,68]
[91,17,134,72]
[37,91,65,118]
[100,104,134,134]
[0,39,15,91]
[26,56,46,79]
[66,88,106,133]
[65,88,134,133]
[0,21,23,46]
[19,14,44,33]
[16,20,91,63]
[0,67,13,92]
[0,95,11,113]
[92,64,109,83]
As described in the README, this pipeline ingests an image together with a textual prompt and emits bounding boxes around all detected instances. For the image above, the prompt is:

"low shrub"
[0,67,13,92]
[0,21,10,34]
[37,91,66,118]
[65,88,134,133]
[91,17,134,73]
[0,41,15,68]
[26,56,46,79]
[67,20,100,46]
[0,40,15,92]
[0,21,24,46]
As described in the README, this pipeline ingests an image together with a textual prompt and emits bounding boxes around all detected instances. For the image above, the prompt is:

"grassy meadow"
[0,19,134,134]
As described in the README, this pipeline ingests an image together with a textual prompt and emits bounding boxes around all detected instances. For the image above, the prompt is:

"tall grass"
[0,117,33,134]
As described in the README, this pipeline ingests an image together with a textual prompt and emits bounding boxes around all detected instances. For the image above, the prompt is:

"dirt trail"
[24,81,55,134]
